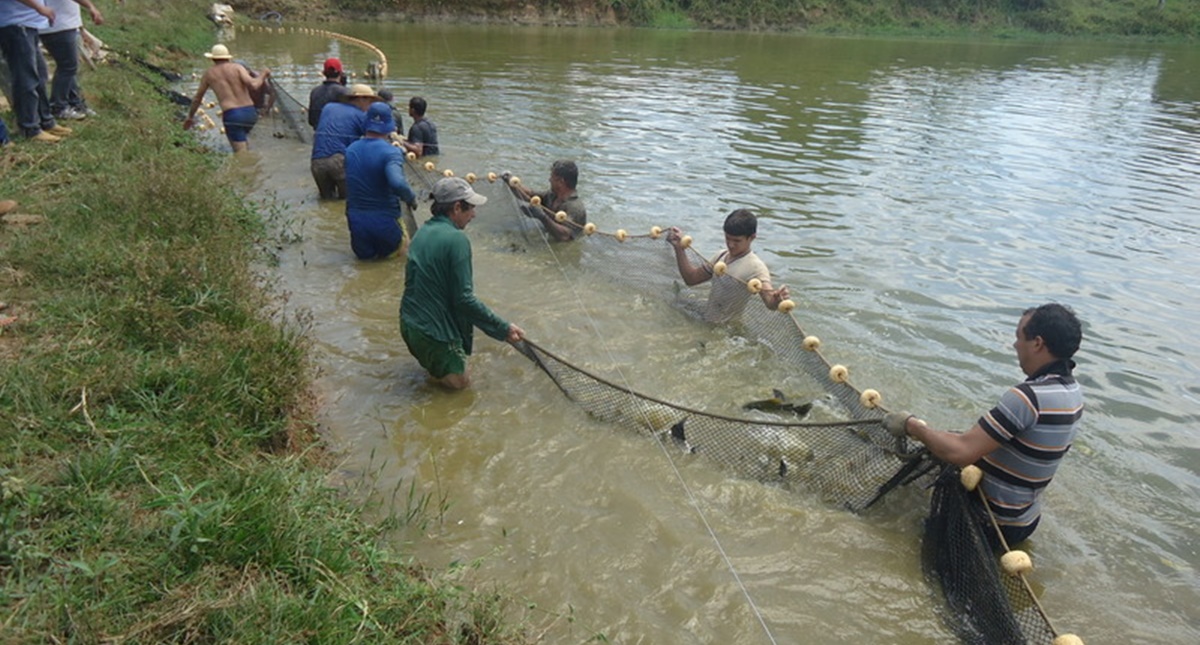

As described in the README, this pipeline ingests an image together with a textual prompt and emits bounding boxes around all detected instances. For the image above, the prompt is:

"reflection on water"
[214,26,1200,643]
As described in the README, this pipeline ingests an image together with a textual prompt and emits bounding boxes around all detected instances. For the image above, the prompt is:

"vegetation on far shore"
[231,0,1200,39]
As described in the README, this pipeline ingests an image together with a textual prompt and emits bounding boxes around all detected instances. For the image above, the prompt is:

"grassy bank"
[0,1,525,642]
[236,0,1200,38]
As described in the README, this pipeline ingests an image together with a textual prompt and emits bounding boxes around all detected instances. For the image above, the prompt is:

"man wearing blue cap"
[343,101,418,260]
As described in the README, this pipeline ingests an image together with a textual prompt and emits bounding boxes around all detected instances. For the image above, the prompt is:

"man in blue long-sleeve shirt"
[343,101,417,260]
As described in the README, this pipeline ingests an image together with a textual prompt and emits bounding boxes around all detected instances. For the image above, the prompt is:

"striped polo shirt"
[977,359,1083,527]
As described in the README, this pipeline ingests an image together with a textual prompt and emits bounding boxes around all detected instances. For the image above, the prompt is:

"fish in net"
[515,339,934,512]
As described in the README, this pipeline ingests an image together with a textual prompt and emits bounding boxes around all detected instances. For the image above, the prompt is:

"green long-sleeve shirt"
[399,214,509,354]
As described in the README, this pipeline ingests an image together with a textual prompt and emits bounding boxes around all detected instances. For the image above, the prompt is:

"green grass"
[0,2,529,642]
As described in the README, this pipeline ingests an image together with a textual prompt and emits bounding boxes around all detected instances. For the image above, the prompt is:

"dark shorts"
[347,212,404,260]
[222,105,258,143]
[401,320,466,379]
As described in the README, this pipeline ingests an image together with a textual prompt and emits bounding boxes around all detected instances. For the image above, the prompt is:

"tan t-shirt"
[705,250,769,323]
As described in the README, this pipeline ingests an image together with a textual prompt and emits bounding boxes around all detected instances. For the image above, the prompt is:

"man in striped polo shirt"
[887,303,1084,546]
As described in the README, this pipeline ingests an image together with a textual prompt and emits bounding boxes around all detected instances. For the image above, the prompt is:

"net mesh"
[924,467,1059,644]
[517,340,934,512]
[267,77,310,144]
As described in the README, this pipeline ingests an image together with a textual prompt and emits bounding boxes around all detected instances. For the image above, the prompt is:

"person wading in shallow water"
[183,44,270,153]
[885,303,1084,548]
[399,177,525,390]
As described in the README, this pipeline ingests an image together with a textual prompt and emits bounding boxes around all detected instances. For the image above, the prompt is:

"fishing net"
[397,122,1082,645]
[517,339,934,511]
[267,77,310,144]
[924,466,1067,645]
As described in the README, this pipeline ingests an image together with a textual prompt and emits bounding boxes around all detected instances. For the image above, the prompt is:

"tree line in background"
[291,0,1199,37]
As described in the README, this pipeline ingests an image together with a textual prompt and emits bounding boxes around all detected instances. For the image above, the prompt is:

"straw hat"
[204,44,232,60]
[342,83,380,101]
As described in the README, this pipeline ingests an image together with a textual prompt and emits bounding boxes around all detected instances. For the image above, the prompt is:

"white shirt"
[40,0,83,34]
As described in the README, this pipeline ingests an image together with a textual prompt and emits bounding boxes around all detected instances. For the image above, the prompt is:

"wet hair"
[551,160,579,189]
[1021,303,1082,359]
[723,209,758,237]
[408,96,427,116]
[378,89,394,103]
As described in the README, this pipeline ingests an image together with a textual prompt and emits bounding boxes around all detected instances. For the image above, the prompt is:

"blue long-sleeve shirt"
[311,101,365,159]
[344,137,416,220]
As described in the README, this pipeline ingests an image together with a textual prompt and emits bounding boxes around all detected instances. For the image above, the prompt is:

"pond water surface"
[198,23,1198,644]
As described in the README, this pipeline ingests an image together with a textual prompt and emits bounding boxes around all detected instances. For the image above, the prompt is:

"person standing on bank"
[400,96,437,157]
[306,57,346,130]
[37,0,102,121]
[0,0,74,142]
[183,44,270,153]
[343,101,417,259]
[885,303,1084,547]
[505,159,587,242]
[310,83,375,200]
[400,177,524,390]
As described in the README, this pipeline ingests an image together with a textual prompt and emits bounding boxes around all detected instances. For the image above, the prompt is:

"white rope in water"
[512,193,779,644]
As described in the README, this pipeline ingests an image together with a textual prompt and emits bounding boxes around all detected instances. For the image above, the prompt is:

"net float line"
[239,24,388,81]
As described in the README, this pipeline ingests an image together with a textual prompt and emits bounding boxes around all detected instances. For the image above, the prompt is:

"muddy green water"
[199,24,1198,644]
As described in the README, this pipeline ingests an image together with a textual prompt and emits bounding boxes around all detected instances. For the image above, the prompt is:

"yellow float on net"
[859,389,881,409]
[529,195,541,206]
[615,229,628,242]
[465,172,477,183]
[1000,550,1033,576]
[424,161,436,171]
[443,169,454,177]
[802,335,820,351]
[584,222,597,235]
[680,235,692,248]
[406,152,417,161]
[650,225,662,239]
[1052,635,1085,645]
[960,464,983,491]
[829,364,849,383]
[508,176,521,187]
[219,127,226,134]
[713,261,727,276]
[487,172,497,182]
[206,102,215,108]
[555,211,568,223]
[747,278,762,294]
[778,299,796,313]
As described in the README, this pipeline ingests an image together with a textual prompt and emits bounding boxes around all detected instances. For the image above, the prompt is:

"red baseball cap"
[323,58,342,75]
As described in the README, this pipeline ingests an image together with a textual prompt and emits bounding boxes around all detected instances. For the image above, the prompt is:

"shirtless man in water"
[183,44,270,153]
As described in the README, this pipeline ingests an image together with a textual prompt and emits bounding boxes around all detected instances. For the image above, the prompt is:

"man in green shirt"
[400,177,525,389]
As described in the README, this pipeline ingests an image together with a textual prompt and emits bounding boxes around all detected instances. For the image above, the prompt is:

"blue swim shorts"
[222,105,258,143]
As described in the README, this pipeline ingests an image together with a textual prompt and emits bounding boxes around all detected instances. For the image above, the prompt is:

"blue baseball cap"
[364,102,396,135]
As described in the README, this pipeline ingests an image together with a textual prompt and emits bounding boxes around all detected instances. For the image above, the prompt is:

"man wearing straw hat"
[183,44,271,153]
[310,83,375,200]
[343,101,418,260]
